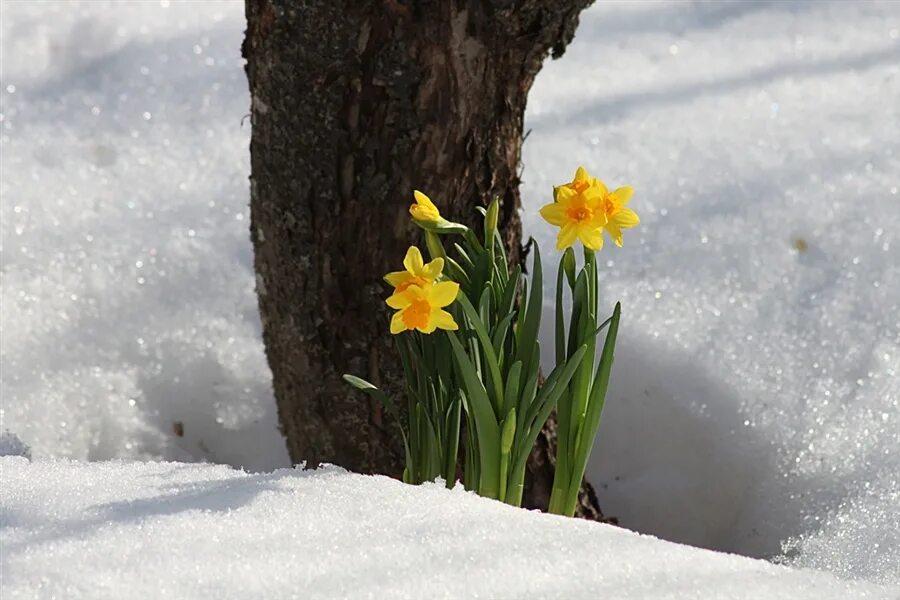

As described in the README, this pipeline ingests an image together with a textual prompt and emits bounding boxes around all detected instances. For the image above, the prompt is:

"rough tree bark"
[243,0,606,519]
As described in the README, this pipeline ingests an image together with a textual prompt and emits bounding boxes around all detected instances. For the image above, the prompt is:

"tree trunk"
[243,0,605,519]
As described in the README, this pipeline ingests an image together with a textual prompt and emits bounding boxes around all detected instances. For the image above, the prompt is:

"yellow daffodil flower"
[384,246,444,294]
[552,166,607,202]
[387,280,459,334]
[540,167,608,250]
[600,186,640,247]
[409,190,441,222]
[541,166,640,251]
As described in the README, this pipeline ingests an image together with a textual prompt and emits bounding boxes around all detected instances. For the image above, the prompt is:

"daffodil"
[409,190,441,223]
[552,166,606,201]
[541,166,640,251]
[387,280,459,334]
[384,246,444,294]
[599,186,640,247]
[540,167,608,250]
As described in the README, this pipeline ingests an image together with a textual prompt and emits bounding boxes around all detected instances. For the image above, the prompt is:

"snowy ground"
[1,457,896,600]
[1,0,898,592]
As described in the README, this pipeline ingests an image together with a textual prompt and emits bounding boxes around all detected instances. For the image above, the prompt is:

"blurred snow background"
[0,0,897,587]
[0,0,287,471]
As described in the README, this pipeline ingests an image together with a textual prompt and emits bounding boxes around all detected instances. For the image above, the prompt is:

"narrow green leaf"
[453,243,476,271]
[463,228,484,253]
[498,265,521,319]
[567,270,588,358]
[575,304,620,471]
[457,293,504,417]
[515,242,543,378]
[444,395,462,488]
[500,407,517,455]
[509,346,587,499]
[498,408,516,504]
[445,257,471,288]
[522,344,588,440]
[478,287,492,329]
[491,313,515,363]
[503,361,522,422]
[555,253,567,367]
[447,331,500,498]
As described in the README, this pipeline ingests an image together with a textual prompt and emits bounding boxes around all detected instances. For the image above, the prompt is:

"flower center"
[603,198,616,217]
[395,277,427,294]
[567,204,592,223]
[570,180,590,194]
[401,298,431,330]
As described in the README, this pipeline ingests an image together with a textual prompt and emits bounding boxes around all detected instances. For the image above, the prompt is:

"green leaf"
[493,228,509,275]
[509,346,587,498]
[463,228,485,253]
[516,344,541,427]
[567,270,588,358]
[522,344,588,439]
[491,313,515,363]
[500,408,517,454]
[444,395,462,488]
[498,407,516,504]
[453,243,476,271]
[555,253,567,367]
[503,361,522,420]
[478,287,492,329]
[457,293,504,417]
[576,303,620,470]
[515,242,543,378]
[496,265,520,325]
[447,331,501,499]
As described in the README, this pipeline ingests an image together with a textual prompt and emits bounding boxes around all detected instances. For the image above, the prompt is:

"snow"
[1,0,898,590]
[1,457,896,600]
[0,1,289,471]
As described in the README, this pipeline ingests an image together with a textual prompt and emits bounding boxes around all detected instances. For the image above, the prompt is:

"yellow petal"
[574,166,590,184]
[390,311,407,334]
[610,186,634,205]
[588,208,608,228]
[556,222,578,250]
[578,224,604,251]
[418,319,438,334]
[604,222,624,247]
[610,207,640,228]
[410,190,441,222]
[386,290,412,309]
[431,309,458,331]
[413,190,437,211]
[429,281,460,308]
[402,246,425,274]
[384,271,411,288]
[591,177,609,198]
[539,202,567,226]
[421,257,444,281]
[555,186,577,204]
